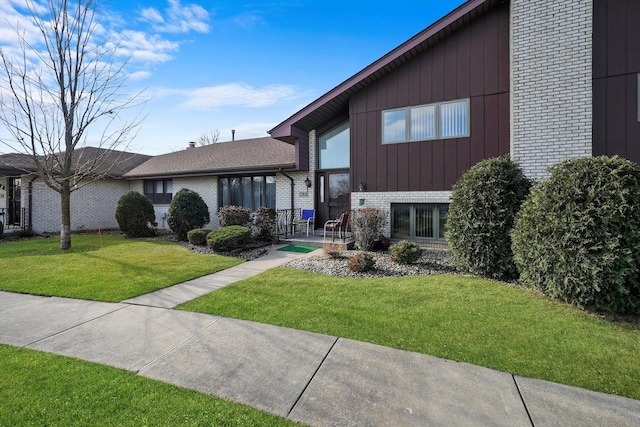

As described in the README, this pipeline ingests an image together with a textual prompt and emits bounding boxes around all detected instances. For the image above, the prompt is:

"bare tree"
[196,129,220,145]
[0,0,145,249]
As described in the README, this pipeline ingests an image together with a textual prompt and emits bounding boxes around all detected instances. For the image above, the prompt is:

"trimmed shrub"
[350,208,388,251]
[219,205,252,227]
[512,156,640,315]
[187,228,211,246]
[323,244,343,259]
[389,241,423,264]
[447,156,532,280]
[206,225,251,251]
[115,191,157,238]
[347,252,376,273]
[254,207,277,240]
[167,189,210,241]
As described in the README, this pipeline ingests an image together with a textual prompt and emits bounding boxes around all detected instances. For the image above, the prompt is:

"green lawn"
[0,345,295,426]
[179,268,640,400]
[0,234,242,302]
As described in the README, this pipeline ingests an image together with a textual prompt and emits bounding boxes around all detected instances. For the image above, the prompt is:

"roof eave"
[123,163,298,180]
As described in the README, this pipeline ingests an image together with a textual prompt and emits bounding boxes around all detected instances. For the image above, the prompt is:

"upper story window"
[318,121,350,169]
[383,99,470,144]
[219,175,276,211]
[144,179,172,204]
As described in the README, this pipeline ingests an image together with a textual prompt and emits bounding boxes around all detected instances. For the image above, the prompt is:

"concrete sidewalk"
[0,244,639,426]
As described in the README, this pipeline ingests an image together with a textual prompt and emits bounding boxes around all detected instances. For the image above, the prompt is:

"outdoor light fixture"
[304,177,312,188]
[359,182,366,191]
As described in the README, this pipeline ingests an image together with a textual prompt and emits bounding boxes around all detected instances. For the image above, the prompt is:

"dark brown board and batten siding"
[593,0,640,163]
[349,2,510,193]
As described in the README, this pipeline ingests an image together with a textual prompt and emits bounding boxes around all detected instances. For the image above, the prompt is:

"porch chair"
[293,209,316,236]
[323,210,350,242]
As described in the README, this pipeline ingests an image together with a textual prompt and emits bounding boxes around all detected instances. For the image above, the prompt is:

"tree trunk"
[60,180,71,250]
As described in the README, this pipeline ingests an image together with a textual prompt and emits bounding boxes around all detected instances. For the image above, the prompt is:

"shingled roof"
[0,147,151,178]
[123,137,297,179]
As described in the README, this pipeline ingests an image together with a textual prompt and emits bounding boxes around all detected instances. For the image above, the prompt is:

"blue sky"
[1,0,467,155]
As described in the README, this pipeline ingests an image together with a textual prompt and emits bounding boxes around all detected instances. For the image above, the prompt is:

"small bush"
[219,205,252,227]
[390,241,423,264]
[350,208,388,251]
[167,189,210,241]
[254,207,277,240]
[0,220,3,236]
[206,225,251,251]
[512,156,640,315]
[323,244,343,258]
[447,155,532,280]
[115,191,157,238]
[347,252,376,273]
[187,228,211,246]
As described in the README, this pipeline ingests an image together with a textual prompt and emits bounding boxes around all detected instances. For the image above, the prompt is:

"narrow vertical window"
[440,99,469,138]
[383,109,406,143]
[410,105,436,141]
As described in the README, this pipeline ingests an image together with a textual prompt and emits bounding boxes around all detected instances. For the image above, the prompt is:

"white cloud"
[140,7,164,25]
[172,83,298,110]
[233,11,265,30]
[109,30,179,63]
[140,0,210,34]
[128,70,152,80]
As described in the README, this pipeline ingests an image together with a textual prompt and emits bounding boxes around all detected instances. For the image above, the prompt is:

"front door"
[7,177,21,226]
[316,171,350,226]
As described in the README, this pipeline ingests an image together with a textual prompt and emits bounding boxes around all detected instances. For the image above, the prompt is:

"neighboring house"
[0,148,151,233]
[122,137,311,230]
[269,0,640,243]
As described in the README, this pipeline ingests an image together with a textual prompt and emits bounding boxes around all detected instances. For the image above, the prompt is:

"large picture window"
[383,99,469,144]
[391,204,448,240]
[318,121,350,169]
[219,175,276,211]
[144,179,172,204]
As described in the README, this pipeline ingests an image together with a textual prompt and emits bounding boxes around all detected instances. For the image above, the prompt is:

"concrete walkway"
[0,245,639,426]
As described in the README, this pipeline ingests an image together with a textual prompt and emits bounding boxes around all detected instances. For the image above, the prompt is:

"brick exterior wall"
[27,179,129,233]
[351,191,452,237]
[511,0,593,180]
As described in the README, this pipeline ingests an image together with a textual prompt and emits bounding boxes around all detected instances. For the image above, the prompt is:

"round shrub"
[512,156,640,315]
[447,156,531,280]
[389,241,423,264]
[206,225,251,251]
[187,228,211,246]
[347,252,376,273]
[167,189,210,241]
[115,191,157,238]
[218,205,252,227]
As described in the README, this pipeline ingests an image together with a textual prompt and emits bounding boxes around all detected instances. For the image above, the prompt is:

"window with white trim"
[382,99,469,144]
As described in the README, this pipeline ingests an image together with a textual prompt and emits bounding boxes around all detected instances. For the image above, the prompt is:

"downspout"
[279,168,295,237]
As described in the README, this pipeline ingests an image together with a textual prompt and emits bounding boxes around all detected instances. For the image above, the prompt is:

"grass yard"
[0,345,295,426]
[180,268,640,400]
[0,234,242,302]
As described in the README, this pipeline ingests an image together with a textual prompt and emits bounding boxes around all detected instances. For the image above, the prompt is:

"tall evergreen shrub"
[115,191,157,237]
[447,156,531,280]
[512,156,640,315]
[167,189,210,241]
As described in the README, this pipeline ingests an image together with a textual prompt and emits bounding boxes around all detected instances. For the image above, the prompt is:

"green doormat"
[277,244,317,253]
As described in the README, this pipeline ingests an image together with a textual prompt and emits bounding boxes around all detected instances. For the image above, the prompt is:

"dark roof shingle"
[123,137,296,179]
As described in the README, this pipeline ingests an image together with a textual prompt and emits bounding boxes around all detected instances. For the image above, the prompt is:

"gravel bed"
[284,249,461,278]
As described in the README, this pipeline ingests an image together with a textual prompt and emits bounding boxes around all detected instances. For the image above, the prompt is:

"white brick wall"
[28,178,129,233]
[511,0,593,180]
[351,191,452,236]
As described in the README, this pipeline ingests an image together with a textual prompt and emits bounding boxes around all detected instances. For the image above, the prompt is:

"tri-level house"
[269,0,640,243]
[2,0,638,241]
